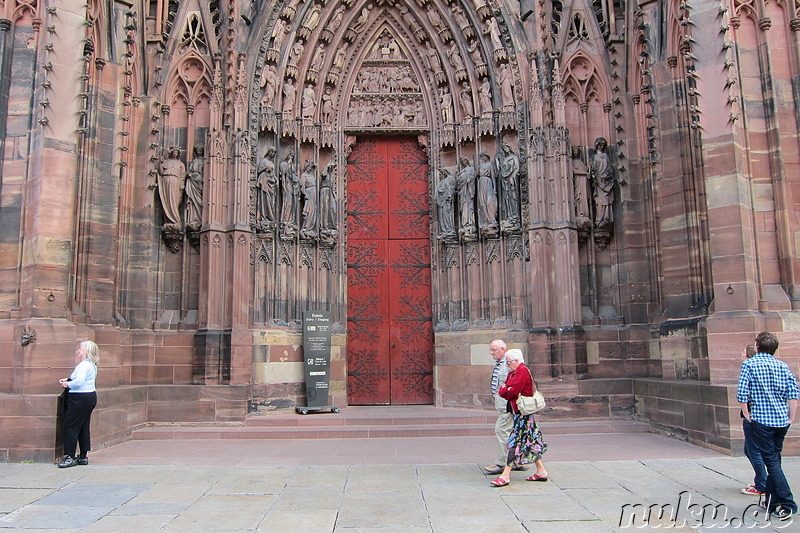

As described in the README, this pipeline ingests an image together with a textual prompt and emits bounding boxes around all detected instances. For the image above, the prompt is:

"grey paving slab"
[80,514,174,533]
[268,486,345,511]
[0,504,110,529]
[31,482,148,508]
[206,466,296,495]
[0,488,52,513]
[544,461,621,489]
[110,501,192,516]
[346,464,420,491]
[333,524,432,533]
[520,521,614,533]
[126,482,212,505]
[337,489,429,528]
[0,464,87,489]
[423,487,515,518]
[76,465,175,485]
[258,508,338,531]
[287,465,349,487]
[163,494,273,531]
[429,515,528,532]
[503,491,599,521]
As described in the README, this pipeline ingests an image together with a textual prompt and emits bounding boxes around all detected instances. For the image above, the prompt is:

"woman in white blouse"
[58,341,99,468]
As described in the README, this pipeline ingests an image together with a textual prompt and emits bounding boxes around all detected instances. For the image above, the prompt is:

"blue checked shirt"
[737,353,799,427]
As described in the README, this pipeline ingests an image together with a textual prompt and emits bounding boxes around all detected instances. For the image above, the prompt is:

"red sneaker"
[741,486,763,496]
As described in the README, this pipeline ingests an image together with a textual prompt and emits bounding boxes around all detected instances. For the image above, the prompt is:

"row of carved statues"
[435,137,617,242]
[254,147,339,245]
[152,137,617,251]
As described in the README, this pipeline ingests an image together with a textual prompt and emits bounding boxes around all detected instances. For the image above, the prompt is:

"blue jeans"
[743,418,767,491]
[750,420,796,513]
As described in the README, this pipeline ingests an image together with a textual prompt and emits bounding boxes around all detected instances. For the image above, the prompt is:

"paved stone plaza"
[1,432,799,532]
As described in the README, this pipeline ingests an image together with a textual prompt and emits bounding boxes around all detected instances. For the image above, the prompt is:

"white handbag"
[516,389,546,415]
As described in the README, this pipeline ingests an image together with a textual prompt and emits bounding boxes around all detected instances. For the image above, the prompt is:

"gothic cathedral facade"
[2,0,800,460]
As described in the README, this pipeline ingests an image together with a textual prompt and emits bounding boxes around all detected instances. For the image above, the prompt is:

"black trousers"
[62,391,97,457]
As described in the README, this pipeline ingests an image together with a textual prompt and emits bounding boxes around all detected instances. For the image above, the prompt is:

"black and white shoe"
[76,457,88,466]
[58,456,78,468]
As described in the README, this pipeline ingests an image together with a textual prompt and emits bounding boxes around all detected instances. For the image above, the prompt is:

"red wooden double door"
[346,137,433,405]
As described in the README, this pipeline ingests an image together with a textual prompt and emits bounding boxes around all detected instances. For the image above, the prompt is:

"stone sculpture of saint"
[271,19,288,51]
[460,83,475,118]
[447,41,465,72]
[184,144,204,231]
[256,146,278,229]
[283,80,296,115]
[479,78,492,115]
[302,4,322,32]
[260,65,277,107]
[477,151,498,235]
[571,146,590,222]
[319,162,338,244]
[279,150,299,236]
[329,6,345,32]
[457,156,476,239]
[440,88,454,123]
[426,44,442,72]
[302,85,316,120]
[486,16,503,51]
[498,64,514,108]
[435,168,457,240]
[309,44,325,72]
[496,142,520,231]
[299,161,318,239]
[156,147,185,229]
[591,137,615,227]
[321,86,334,125]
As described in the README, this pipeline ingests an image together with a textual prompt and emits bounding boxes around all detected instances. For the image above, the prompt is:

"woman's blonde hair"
[81,340,100,365]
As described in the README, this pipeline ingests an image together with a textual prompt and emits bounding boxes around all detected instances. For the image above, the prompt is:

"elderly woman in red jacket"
[490,348,548,487]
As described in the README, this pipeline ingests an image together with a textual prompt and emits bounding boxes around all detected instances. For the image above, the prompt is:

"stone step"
[130,416,650,441]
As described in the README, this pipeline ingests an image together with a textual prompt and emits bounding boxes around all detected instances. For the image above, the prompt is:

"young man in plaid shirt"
[737,331,799,519]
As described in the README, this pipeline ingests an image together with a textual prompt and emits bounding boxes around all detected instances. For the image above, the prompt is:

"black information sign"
[298,310,338,414]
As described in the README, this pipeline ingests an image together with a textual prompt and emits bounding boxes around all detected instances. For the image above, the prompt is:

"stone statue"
[288,42,305,68]
[440,88,454,123]
[427,6,445,32]
[184,144,204,231]
[590,137,615,227]
[321,86,334,125]
[329,6,345,32]
[486,16,503,50]
[260,65,278,107]
[467,39,484,67]
[283,79,296,115]
[279,150,299,236]
[496,142,520,231]
[477,151,498,235]
[319,162,338,244]
[271,19,288,51]
[302,85,316,120]
[479,77,492,115]
[156,147,185,229]
[256,146,278,229]
[299,161,318,239]
[457,156,476,239]
[351,5,371,33]
[309,44,325,72]
[571,146,590,221]
[426,44,442,72]
[435,168,457,240]
[460,82,475,118]
[302,4,322,32]
[498,64,514,109]
[447,41,465,72]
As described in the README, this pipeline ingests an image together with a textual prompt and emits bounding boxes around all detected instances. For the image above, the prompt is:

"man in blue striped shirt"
[737,331,799,519]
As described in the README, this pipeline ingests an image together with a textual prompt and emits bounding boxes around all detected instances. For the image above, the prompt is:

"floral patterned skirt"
[506,413,547,467]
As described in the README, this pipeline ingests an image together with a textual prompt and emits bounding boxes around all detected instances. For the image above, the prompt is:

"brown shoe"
[482,465,504,475]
